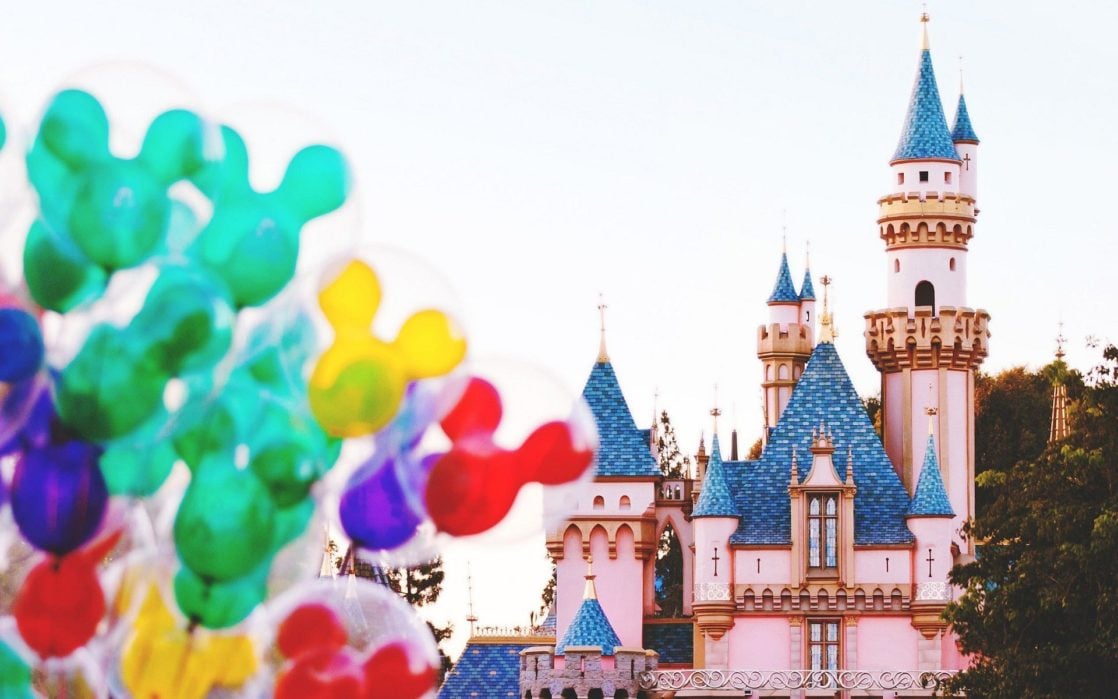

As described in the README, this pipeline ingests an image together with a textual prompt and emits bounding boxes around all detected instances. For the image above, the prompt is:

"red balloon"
[518,421,594,485]
[276,647,366,699]
[440,377,501,441]
[364,642,436,699]
[278,603,348,660]
[13,554,104,658]
[424,450,520,536]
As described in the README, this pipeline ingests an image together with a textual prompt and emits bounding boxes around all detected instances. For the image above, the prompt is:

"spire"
[906,430,955,517]
[818,275,837,343]
[951,94,980,143]
[731,427,739,461]
[768,251,800,303]
[693,434,738,518]
[466,562,478,637]
[597,294,609,363]
[711,385,721,434]
[581,358,660,478]
[799,247,816,301]
[649,390,660,462]
[892,13,959,162]
[317,524,337,579]
[1050,324,1070,443]
[555,555,622,656]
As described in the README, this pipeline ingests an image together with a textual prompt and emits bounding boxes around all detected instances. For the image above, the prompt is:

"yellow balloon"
[121,585,257,699]
[308,258,467,437]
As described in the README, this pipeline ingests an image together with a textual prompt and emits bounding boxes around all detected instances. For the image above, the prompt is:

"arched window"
[949,257,956,271]
[615,691,630,699]
[915,280,935,309]
[619,495,631,510]
[562,689,578,699]
[894,258,900,273]
[588,690,605,699]
[654,523,684,617]
[540,691,552,699]
[592,495,605,510]
[808,493,839,570]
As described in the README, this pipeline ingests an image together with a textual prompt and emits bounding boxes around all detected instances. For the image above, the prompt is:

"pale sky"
[3,1,1117,660]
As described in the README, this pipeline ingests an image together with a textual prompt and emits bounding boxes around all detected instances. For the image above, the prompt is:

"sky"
[3,1,1117,660]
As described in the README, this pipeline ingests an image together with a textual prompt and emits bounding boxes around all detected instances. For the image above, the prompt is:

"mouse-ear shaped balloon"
[31,89,110,175]
[274,145,350,222]
[138,108,213,185]
[0,307,44,383]
[22,219,107,312]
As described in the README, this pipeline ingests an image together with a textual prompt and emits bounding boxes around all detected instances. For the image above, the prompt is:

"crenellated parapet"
[520,646,658,699]
[864,306,990,372]
[757,323,813,358]
[877,192,976,251]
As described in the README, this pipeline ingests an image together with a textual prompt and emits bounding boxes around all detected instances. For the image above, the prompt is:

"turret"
[951,83,980,201]
[905,417,955,639]
[691,434,739,666]
[758,251,814,439]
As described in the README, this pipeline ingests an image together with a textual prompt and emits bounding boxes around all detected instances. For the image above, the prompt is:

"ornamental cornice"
[864,306,990,372]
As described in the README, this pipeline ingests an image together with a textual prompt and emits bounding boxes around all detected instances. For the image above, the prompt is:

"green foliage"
[537,557,557,622]
[656,410,691,478]
[944,346,1118,698]
[654,523,684,618]
[861,393,882,439]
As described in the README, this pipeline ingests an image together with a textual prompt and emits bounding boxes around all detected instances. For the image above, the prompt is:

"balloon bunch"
[0,69,598,698]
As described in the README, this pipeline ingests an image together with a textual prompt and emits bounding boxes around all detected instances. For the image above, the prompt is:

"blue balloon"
[11,440,108,555]
[339,452,434,551]
[0,377,53,458]
[0,309,44,383]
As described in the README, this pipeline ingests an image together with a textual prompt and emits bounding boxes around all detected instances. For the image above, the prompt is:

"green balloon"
[131,267,234,375]
[194,199,299,308]
[0,641,32,698]
[35,89,110,171]
[68,160,170,270]
[57,324,167,440]
[99,412,177,496]
[241,311,316,396]
[0,113,6,152]
[247,398,339,506]
[138,109,211,184]
[173,562,268,630]
[22,219,106,312]
[271,497,315,552]
[275,145,351,221]
[173,460,276,582]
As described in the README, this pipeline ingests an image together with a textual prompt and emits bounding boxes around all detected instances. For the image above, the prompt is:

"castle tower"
[864,14,990,554]
[690,433,738,667]
[758,251,814,442]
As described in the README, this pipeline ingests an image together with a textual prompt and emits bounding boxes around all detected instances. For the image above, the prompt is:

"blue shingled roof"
[643,622,693,665]
[768,252,799,303]
[581,361,660,478]
[693,435,738,518]
[893,49,959,162]
[799,268,816,301]
[907,433,954,517]
[726,342,914,545]
[438,642,529,699]
[556,597,622,656]
[951,93,979,143]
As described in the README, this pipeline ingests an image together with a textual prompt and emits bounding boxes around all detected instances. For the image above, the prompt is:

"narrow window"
[808,620,841,678]
[945,171,953,184]
[592,495,605,510]
[619,495,631,510]
[897,172,905,185]
[919,170,929,183]
[915,280,935,309]
[894,259,900,273]
[949,257,956,271]
[807,494,839,571]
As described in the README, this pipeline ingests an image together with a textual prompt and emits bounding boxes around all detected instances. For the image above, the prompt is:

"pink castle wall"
[855,617,919,670]
[726,617,790,668]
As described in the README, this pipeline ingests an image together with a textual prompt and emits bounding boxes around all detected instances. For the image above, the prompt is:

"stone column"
[917,631,942,672]
[789,617,804,699]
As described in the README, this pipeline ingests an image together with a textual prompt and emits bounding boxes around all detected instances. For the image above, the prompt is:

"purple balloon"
[340,452,437,551]
[11,440,108,555]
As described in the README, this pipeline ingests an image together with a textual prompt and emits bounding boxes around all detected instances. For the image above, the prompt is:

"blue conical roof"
[906,433,955,517]
[556,597,622,656]
[893,49,959,162]
[726,343,914,545]
[693,434,738,518]
[768,252,799,303]
[799,268,816,301]
[951,93,979,143]
[581,361,660,478]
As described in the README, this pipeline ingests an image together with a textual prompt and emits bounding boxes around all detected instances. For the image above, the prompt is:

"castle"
[440,14,988,698]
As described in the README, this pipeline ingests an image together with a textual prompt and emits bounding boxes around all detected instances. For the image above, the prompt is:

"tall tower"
[864,14,990,554]
[758,251,814,442]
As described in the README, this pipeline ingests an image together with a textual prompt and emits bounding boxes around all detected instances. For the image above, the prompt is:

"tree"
[535,556,557,625]
[943,345,1118,698]
[861,393,882,439]
[654,523,684,618]
[747,437,763,461]
[655,410,691,478]
[974,361,1085,513]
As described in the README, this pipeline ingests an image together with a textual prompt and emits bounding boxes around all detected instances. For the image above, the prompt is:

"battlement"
[520,646,657,699]
[864,306,991,372]
[877,192,977,251]
[757,323,813,358]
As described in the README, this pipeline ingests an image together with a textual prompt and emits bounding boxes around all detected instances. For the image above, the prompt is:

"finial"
[781,209,788,254]
[1055,321,1067,361]
[819,275,836,342]
[920,6,930,51]
[711,384,722,434]
[466,562,478,636]
[805,240,811,269]
[925,403,939,436]
[958,54,965,94]
[583,555,598,600]
[790,446,798,485]
[846,445,855,485]
[597,293,609,363]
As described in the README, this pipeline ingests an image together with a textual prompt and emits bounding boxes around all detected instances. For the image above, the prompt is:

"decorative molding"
[695,582,731,602]
[864,306,991,372]
[915,581,950,602]
[638,669,956,692]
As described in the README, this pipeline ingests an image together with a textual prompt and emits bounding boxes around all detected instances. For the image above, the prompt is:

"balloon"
[10,439,107,555]
[276,647,366,699]
[277,603,347,659]
[339,452,436,552]
[172,460,276,583]
[189,127,350,308]
[364,642,438,699]
[13,553,105,658]
[98,411,178,497]
[120,583,257,699]
[0,308,44,383]
[0,640,32,698]
[173,563,268,630]
[309,259,466,438]
[21,219,107,313]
